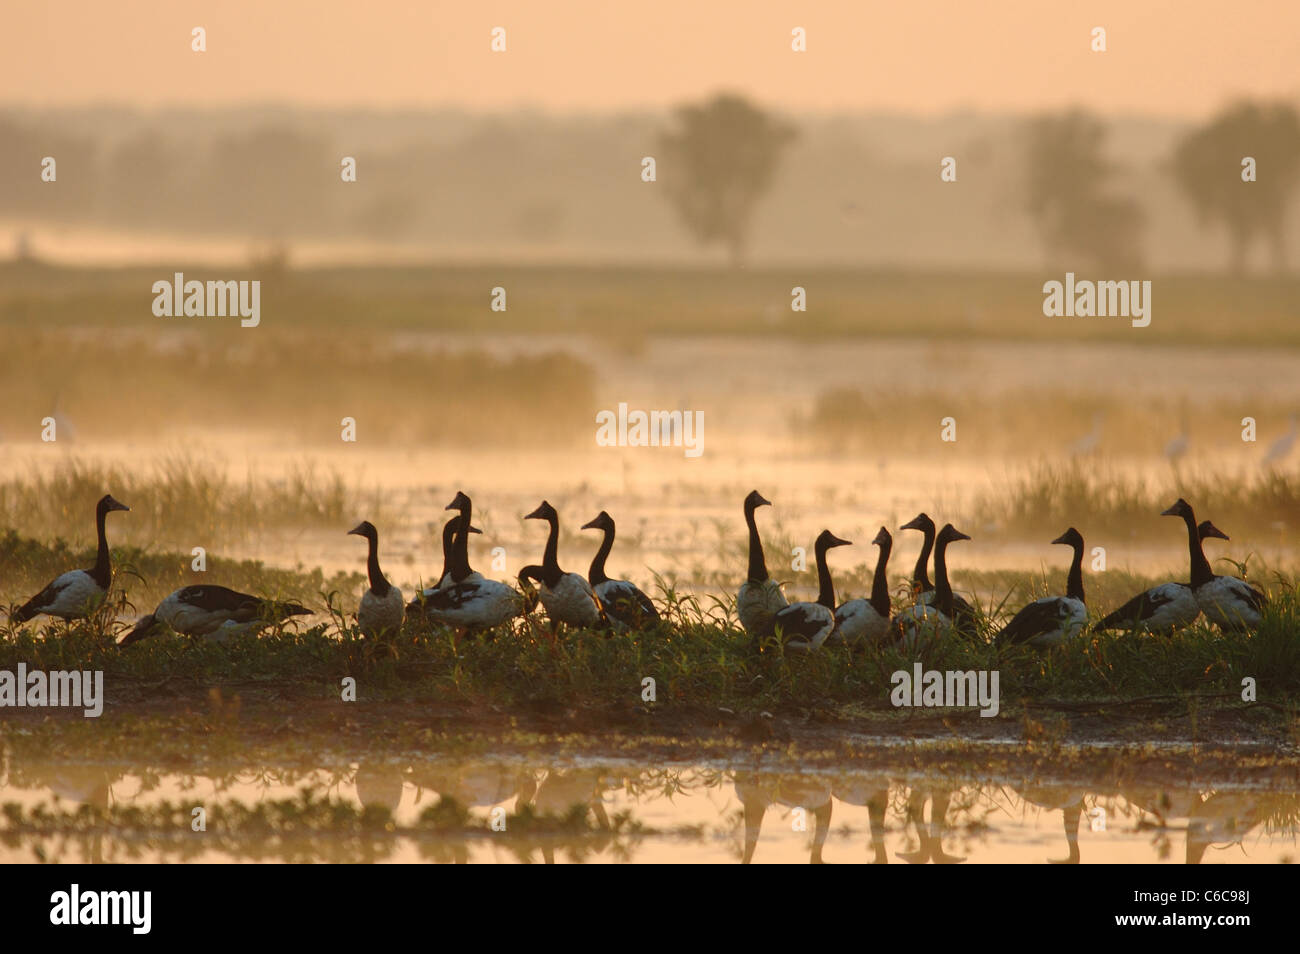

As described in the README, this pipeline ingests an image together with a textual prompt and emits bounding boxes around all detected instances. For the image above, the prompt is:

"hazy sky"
[2,1,1297,116]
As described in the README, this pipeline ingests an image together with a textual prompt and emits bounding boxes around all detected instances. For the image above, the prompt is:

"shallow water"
[2,754,1295,864]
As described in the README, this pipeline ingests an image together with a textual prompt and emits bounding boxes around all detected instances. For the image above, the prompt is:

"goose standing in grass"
[580,511,659,629]
[413,514,525,632]
[1163,498,1267,632]
[737,490,788,640]
[893,524,969,648]
[829,527,893,646]
[900,512,977,633]
[1094,510,1225,634]
[771,530,851,651]
[519,500,604,633]
[996,528,1087,648]
[14,494,129,623]
[120,585,311,645]
[347,520,403,638]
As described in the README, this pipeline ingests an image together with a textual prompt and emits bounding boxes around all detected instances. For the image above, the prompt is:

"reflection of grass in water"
[0,330,595,445]
[970,460,1300,539]
[0,456,388,550]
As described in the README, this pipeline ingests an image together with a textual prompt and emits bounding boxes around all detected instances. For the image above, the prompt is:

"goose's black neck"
[1181,511,1214,587]
[745,503,770,583]
[90,501,112,589]
[540,515,563,588]
[870,539,892,618]
[365,529,391,597]
[933,537,955,615]
[438,519,459,582]
[1065,543,1085,603]
[912,525,935,593]
[588,524,614,585]
[814,541,837,609]
[451,503,474,582]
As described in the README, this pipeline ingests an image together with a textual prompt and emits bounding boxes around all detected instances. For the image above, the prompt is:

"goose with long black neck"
[121,585,311,645]
[347,520,404,638]
[580,511,659,630]
[901,512,976,629]
[996,528,1088,648]
[736,490,788,640]
[14,493,130,623]
[413,513,525,631]
[893,523,969,648]
[443,491,485,587]
[1094,504,1217,633]
[1169,500,1268,632]
[519,500,603,634]
[771,530,852,652]
[829,527,893,646]
[420,515,482,597]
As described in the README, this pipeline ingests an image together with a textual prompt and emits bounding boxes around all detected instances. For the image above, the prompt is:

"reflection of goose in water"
[526,768,625,864]
[898,786,965,864]
[1186,792,1264,865]
[354,762,405,814]
[1015,786,1085,864]
[734,772,832,864]
[832,776,891,863]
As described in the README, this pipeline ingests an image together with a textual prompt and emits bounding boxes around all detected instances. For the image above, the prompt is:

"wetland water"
[2,753,1296,864]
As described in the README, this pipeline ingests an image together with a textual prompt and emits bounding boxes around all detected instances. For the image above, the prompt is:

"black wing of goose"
[1095,588,1174,629]
[997,599,1066,647]
[13,577,76,621]
[771,603,830,643]
[599,580,660,627]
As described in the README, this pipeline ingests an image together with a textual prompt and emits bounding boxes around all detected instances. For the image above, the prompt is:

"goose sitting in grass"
[996,528,1087,648]
[519,500,604,634]
[1161,498,1268,633]
[829,527,893,646]
[413,514,524,632]
[120,585,311,645]
[580,510,660,630]
[1093,513,1226,634]
[894,523,969,649]
[441,491,485,587]
[771,530,852,652]
[14,494,129,623]
[737,490,788,641]
[900,512,977,635]
[348,520,403,638]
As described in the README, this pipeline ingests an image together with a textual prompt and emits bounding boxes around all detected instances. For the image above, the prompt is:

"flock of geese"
[7,489,1270,649]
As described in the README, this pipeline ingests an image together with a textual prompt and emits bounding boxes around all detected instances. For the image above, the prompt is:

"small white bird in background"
[1263,414,1298,467]
[1069,412,1105,457]
[1164,417,1189,466]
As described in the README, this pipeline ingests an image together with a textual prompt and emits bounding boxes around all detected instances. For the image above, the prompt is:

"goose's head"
[348,520,378,540]
[901,512,935,535]
[1161,498,1195,520]
[581,511,614,533]
[525,501,558,522]
[1198,520,1229,542]
[744,490,772,512]
[872,526,891,548]
[98,494,130,515]
[1051,527,1083,549]
[936,524,970,546]
[446,491,472,514]
[814,530,853,553]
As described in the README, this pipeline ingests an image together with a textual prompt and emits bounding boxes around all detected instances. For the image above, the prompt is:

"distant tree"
[659,94,796,266]
[1172,100,1300,274]
[1023,110,1145,270]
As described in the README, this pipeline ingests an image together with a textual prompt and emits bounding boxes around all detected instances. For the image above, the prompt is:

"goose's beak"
[1050,532,1070,545]
[524,505,546,520]
[347,524,365,537]
[900,515,927,531]
[580,517,601,530]
[468,525,483,535]
[830,534,853,548]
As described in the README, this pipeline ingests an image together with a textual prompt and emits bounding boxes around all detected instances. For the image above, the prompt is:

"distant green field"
[2,262,1297,346]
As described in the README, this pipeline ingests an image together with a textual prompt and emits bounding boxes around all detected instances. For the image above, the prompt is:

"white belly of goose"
[1144,583,1201,632]
[154,591,247,637]
[538,573,602,628]
[35,571,106,620]
[358,585,405,637]
[893,602,951,651]
[1197,577,1264,631]
[737,579,788,638]
[427,579,524,630]
[829,599,890,645]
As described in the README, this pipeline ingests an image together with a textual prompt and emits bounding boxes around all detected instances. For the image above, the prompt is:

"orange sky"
[1,0,1297,116]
